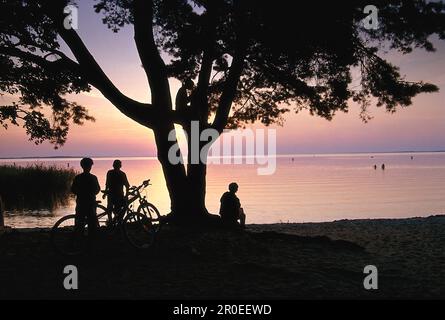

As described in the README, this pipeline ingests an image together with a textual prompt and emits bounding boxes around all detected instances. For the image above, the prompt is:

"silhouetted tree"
[1,0,445,225]
[0,195,4,227]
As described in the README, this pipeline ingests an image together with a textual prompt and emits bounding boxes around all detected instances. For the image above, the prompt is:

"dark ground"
[0,216,444,299]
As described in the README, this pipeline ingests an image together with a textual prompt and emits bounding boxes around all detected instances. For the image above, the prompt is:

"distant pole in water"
[67,163,70,168]
[381,164,386,170]
[374,165,377,170]
[411,156,414,160]
[291,157,294,162]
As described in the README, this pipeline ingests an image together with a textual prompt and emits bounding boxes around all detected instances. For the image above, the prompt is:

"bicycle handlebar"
[128,179,151,194]
[102,179,151,199]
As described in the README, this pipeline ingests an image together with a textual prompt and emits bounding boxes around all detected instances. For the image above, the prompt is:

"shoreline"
[1,215,444,299]
[3,214,444,232]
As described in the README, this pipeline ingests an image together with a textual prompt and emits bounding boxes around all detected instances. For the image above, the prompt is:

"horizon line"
[1,149,445,160]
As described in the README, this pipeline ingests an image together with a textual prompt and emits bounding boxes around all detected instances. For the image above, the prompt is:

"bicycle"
[50,179,162,256]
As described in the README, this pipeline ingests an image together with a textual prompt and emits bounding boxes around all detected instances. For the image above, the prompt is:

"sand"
[0,215,444,299]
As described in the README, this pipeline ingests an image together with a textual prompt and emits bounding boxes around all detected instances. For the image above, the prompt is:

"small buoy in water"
[381,164,386,170]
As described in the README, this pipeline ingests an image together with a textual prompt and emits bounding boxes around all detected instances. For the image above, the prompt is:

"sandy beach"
[0,215,444,299]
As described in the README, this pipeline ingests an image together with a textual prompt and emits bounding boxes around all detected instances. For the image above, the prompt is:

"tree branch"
[212,47,246,132]
[57,27,154,127]
[212,1,248,132]
[33,2,154,127]
[0,46,80,73]
[133,0,172,110]
[192,6,218,122]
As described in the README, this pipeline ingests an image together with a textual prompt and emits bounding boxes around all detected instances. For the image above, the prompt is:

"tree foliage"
[0,0,94,146]
[1,0,445,146]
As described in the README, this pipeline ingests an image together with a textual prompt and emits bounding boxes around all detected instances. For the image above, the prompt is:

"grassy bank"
[0,164,77,211]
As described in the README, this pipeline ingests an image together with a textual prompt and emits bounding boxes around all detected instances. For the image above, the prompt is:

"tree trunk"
[185,121,208,216]
[153,121,219,227]
[184,160,220,227]
[0,196,4,227]
[153,124,187,213]
[187,161,208,215]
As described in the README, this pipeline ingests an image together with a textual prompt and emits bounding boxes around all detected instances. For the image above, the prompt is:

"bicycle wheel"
[123,211,157,249]
[51,214,88,256]
[137,202,162,233]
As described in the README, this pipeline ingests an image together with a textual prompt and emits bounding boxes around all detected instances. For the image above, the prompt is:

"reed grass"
[0,164,77,211]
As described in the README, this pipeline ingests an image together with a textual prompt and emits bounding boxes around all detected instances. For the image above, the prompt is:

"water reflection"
[2,152,445,228]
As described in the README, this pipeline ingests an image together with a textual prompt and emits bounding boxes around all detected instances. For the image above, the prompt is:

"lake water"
[2,152,445,228]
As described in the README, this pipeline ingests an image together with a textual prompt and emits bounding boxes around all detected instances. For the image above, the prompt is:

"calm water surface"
[2,152,445,228]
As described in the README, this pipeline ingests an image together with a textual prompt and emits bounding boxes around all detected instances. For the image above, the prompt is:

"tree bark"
[0,196,4,227]
[154,118,219,226]
[153,124,187,211]
[187,162,208,214]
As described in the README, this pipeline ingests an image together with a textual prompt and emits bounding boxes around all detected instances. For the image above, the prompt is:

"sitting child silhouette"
[219,182,246,228]
[175,78,195,115]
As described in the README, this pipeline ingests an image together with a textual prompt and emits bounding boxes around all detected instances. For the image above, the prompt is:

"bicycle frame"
[51,179,160,255]
[102,180,151,225]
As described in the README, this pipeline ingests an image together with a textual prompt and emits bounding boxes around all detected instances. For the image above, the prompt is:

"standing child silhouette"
[105,159,130,223]
[71,158,101,237]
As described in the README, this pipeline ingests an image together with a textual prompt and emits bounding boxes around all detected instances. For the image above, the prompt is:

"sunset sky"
[1,1,445,158]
